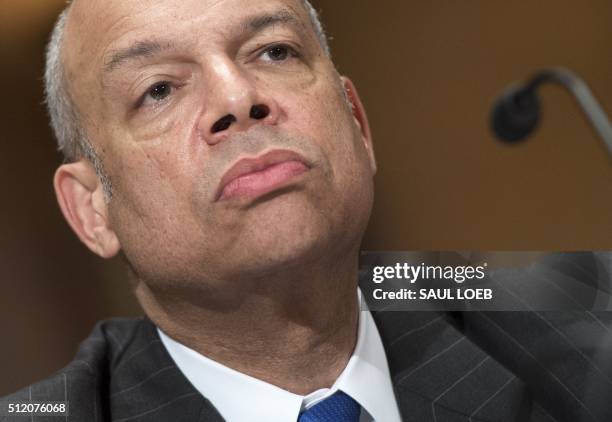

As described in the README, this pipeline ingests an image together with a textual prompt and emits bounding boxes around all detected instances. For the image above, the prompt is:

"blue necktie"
[298,391,361,422]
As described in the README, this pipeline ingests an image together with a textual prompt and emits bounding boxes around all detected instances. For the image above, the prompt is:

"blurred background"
[1,0,611,395]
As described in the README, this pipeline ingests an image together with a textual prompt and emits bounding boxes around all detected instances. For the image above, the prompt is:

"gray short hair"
[301,0,331,57]
[44,1,330,199]
[45,7,114,199]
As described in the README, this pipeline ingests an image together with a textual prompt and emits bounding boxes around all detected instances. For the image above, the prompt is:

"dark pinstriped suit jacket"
[2,253,612,421]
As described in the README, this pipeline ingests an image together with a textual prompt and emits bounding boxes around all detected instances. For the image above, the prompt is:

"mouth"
[216,149,311,202]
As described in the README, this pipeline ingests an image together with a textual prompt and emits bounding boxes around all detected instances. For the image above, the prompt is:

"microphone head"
[491,85,541,143]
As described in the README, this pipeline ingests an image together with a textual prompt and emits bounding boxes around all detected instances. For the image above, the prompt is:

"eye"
[149,82,172,100]
[260,44,298,63]
[138,81,174,108]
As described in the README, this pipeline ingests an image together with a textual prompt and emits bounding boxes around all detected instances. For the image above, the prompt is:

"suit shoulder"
[0,318,151,412]
[73,317,152,370]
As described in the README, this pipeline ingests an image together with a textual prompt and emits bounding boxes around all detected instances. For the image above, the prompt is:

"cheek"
[106,172,211,284]
[127,97,200,145]
[291,84,370,184]
[104,145,199,247]
[283,83,374,226]
[104,95,207,207]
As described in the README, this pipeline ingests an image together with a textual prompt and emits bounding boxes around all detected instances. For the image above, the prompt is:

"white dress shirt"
[158,291,402,422]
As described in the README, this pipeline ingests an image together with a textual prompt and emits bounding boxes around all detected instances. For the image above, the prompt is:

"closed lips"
[216,150,311,201]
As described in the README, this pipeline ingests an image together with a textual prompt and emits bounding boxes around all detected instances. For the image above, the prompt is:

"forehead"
[63,0,310,75]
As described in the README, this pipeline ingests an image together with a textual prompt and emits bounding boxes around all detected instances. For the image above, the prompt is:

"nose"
[197,58,280,145]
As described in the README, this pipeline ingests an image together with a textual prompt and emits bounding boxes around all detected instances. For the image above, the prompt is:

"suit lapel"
[371,311,531,421]
[105,318,224,422]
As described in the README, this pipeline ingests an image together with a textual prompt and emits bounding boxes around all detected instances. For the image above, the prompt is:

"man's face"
[63,0,376,288]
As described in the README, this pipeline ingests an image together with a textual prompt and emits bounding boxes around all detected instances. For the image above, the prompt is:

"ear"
[340,76,376,174]
[54,160,120,258]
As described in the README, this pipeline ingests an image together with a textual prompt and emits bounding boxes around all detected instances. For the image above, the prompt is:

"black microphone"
[491,67,612,159]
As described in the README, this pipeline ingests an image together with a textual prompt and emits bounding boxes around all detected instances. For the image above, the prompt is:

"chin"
[223,193,339,276]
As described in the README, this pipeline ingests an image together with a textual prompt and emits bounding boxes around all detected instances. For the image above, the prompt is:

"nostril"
[250,104,270,120]
[211,114,237,134]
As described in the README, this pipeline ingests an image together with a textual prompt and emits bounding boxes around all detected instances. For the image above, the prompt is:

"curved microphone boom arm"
[491,67,612,160]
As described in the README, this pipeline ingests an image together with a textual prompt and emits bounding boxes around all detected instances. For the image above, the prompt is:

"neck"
[136,253,360,395]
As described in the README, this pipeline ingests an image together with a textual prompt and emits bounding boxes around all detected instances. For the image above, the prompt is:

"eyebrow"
[245,9,306,35]
[102,8,306,73]
[104,40,168,72]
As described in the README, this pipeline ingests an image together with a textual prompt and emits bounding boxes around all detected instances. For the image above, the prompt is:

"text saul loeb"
[372,287,494,301]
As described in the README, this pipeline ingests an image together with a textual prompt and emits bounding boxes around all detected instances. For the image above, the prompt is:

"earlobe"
[340,76,377,174]
[54,160,120,258]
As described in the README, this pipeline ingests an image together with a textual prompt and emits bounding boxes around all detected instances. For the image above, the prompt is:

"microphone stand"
[492,67,612,159]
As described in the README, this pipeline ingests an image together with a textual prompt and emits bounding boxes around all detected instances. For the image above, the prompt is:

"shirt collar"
[158,290,401,422]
